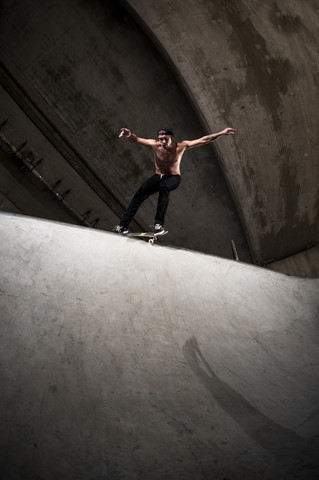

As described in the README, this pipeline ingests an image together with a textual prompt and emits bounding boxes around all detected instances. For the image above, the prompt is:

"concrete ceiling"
[0,0,318,266]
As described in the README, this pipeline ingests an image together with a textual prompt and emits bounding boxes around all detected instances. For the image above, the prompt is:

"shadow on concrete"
[183,336,319,478]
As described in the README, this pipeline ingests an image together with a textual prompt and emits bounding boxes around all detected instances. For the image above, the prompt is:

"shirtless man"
[114,125,236,235]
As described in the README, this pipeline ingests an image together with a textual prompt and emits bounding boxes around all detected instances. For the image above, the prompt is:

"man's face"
[158,133,173,149]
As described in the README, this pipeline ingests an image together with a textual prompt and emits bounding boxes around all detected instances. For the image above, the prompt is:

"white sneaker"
[113,225,128,234]
[154,224,165,235]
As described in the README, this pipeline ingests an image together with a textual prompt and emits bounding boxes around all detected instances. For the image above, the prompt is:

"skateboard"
[126,231,168,244]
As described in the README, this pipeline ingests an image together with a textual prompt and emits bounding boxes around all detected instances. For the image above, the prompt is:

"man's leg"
[155,174,181,227]
[120,174,161,228]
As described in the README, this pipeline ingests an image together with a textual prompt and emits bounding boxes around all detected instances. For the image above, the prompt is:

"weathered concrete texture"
[0,0,250,261]
[1,213,319,480]
[0,87,122,232]
[125,0,319,264]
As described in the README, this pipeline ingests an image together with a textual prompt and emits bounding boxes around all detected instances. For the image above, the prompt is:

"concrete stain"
[239,161,255,197]
[260,162,317,261]
[210,77,243,120]
[204,1,296,132]
[257,145,313,262]
[39,56,124,134]
[269,3,303,34]
[109,64,124,85]
[254,195,268,231]
[98,119,118,149]
[78,0,130,31]
[120,149,143,181]
[228,20,294,132]
[279,146,300,227]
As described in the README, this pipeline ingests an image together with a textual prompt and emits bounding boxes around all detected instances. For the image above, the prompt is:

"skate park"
[1,1,319,479]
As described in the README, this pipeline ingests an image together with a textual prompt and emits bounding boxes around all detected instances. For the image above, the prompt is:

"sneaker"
[154,223,165,235]
[113,225,128,234]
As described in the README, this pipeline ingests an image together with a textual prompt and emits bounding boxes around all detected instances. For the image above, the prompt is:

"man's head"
[157,126,174,137]
[157,126,175,149]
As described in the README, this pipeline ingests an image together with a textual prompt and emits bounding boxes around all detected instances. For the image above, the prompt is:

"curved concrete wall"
[1,213,319,479]
[0,0,250,261]
[1,0,319,269]
[125,0,319,264]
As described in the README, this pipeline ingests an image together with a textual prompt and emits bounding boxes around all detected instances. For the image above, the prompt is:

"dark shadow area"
[183,336,319,478]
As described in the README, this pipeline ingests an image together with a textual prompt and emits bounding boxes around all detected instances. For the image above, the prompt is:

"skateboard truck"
[126,231,168,244]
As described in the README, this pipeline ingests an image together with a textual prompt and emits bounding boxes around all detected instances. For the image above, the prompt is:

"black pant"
[120,174,181,228]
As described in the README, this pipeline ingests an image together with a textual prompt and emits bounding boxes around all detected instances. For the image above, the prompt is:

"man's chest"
[155,146,182,163]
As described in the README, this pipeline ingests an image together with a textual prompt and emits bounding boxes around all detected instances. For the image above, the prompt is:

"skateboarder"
[114,125,236,235]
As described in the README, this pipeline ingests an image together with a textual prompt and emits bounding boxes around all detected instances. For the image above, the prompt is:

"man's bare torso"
[152,141,186,176]
[119,125,236,176]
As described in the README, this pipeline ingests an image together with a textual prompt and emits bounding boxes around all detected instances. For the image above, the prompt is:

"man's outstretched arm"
[182,127,236,149]
[119,128,157,147]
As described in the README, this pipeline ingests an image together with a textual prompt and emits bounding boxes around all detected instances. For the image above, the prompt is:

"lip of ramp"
[1,213,319,480]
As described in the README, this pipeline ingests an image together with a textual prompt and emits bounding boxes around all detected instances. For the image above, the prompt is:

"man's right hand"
[119,128,131,138]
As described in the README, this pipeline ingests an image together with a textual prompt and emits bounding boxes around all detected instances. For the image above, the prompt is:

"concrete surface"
[0,0,250,262]
[1,213,319,480]
[1,0,318,268]
[125,0,319,264]
[267,244,319,278]
[1,0,319,271]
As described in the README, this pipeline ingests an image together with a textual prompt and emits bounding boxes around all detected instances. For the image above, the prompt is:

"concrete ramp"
[1,213,319,480]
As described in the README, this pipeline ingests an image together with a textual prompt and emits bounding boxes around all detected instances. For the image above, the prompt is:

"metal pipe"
[0,129,99,228]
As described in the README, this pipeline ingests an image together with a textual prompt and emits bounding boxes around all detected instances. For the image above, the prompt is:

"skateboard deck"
[126,231,168,244]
